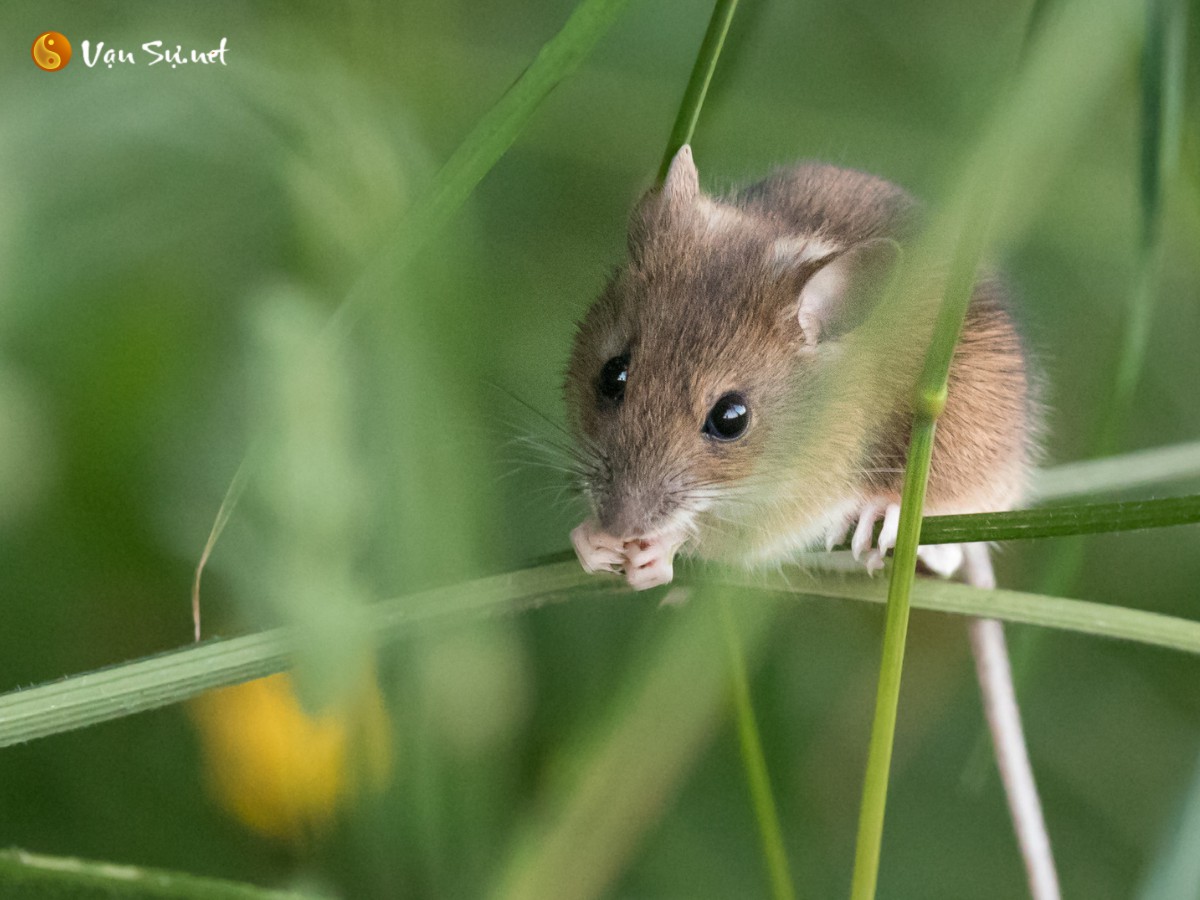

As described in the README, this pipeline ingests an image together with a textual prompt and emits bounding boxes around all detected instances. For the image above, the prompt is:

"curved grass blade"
[0,563,599,749]
[191,0,634,649]
[191,453,254,643]
[3,555,1200,751]
[715,569,1200,657]
[334,0,634,327]
[0,848,321,899]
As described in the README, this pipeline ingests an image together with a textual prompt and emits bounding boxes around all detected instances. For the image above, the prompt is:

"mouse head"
[564,146,899,553]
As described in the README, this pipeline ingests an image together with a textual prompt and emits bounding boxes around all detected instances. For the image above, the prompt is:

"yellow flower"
[189,670,391,843]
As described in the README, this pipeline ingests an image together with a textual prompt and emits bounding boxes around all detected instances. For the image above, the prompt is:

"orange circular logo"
[32,32,72,72]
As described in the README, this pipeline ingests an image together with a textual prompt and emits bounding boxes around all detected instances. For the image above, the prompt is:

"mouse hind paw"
[846,500,967,579]
[850,500,899,575]
[916,543,964,577]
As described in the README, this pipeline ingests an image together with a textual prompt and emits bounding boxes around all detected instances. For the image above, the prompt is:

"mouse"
[565,144,1037,589]
[561,144,1058,899]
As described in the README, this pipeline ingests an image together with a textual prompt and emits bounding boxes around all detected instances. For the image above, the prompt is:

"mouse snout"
[596,484,669,542]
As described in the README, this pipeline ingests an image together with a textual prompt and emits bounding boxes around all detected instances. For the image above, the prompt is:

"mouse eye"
[597,353,630,404]
[703,393,750,441]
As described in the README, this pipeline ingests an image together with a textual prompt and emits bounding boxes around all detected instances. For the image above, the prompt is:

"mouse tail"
[964,544,1061,900]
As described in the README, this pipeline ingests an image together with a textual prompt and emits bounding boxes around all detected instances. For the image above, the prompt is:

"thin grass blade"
[336,0,634,326]
[0,849,321,899]
[1137,750,1200,900]
[656,0,740,181]
[4,554,1200,750]
[848,0,1145,891]
[1031,440,1200,501]
[719,596,796,900]
[487,590,778,900]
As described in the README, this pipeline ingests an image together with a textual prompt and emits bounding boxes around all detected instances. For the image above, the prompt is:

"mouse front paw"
[570,520,684,591]
[571,519,625,575]
[622,537,677,591]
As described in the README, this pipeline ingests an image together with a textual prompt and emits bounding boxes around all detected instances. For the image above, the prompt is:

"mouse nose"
[597,487,660,541]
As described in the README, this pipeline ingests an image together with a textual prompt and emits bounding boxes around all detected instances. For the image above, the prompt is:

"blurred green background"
[1,0,1199,897]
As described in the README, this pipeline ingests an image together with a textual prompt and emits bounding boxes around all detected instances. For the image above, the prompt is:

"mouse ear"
[628,145,701,255]
[662,144,700,204]
[776,237,901,345]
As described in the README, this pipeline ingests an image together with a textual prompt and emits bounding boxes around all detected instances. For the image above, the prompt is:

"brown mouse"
[564,145,1037,589]
[561,144,1058,898]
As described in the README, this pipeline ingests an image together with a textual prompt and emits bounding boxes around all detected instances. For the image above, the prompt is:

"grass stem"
[3,550,1200,751]
[849,417,938,900]
[655,5,797,895]
[719,597,796,900]
[656,0,740,182]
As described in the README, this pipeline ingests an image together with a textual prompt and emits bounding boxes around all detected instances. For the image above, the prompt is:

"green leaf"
[0,848,322,899]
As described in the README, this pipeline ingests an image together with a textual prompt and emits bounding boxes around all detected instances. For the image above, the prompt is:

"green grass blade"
[2,485,1196,752]
[0,849,322,899]
[1031,440,1200,501]
[826,493,1200,551]
[399,0,633,250]
[488,590,777,900]
[653,4,797,895]
[986,0,1189,790]
[1056,0,1185,545]
[719,596,797,900]
[1097,0,1188,451]
[333,0,633,324]
[0,564,598,749]
[915,494,1200,544]
[192,452,255,643]
[656,0,740,181]
[850,417,938,900]
[713,570,1200,657]
[847,0,1145,889]
[1137,751,1200,899]
[189,0,634,667]
[3,554,1200,751]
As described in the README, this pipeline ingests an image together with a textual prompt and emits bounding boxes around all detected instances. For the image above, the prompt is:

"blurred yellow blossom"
[189,670,391,843]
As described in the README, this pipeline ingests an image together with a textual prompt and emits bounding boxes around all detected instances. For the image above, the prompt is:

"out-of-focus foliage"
[0,0,1197,897]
